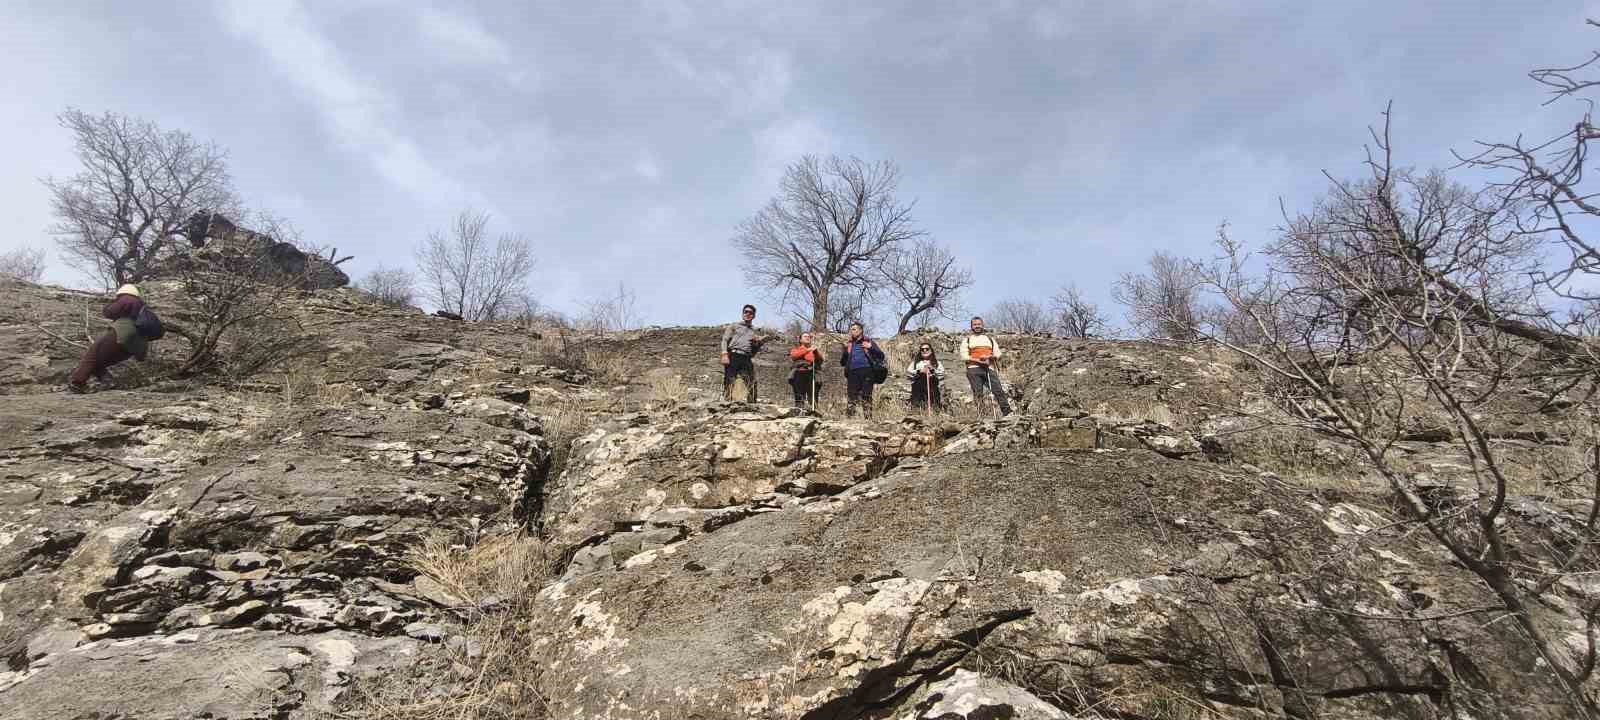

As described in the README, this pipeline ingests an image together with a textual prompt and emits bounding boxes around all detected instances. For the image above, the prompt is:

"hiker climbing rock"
[839,322,886,418]
[958,316,1012,416]
[906,341,946,415]
[720,304,768,402]
[787,331,824,409]
[68,284,162,392]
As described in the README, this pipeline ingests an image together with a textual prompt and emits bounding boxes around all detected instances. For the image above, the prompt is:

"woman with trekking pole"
[906,342,946,417]
[787,331,824,409]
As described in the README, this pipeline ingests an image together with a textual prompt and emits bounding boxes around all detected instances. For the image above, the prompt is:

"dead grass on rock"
[335,532,555,720]
[962,641,1229,720]
[582,349,631,386]
[645,372,690,408]
[538,399,596,485]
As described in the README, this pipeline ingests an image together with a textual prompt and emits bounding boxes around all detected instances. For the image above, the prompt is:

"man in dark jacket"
[839,322,885,418]
[69,284,149,392]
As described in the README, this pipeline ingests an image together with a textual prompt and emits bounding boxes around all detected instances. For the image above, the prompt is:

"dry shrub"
[1221,423,1364,489]
[524,328,588,374]
[726,375,753,403]
[647,373,689,407]
[340,532,555,719]
[582,349,630,386]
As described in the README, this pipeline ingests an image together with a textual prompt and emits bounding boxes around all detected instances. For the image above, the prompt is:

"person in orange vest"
[787,331,825,409]
[956,316,1012,416]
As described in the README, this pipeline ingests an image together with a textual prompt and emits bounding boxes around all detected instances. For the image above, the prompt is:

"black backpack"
[867,344,888,384]
[133,306,165,340]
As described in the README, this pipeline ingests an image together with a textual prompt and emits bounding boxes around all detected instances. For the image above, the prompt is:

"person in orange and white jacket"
[956,316,1012,416]
[786,331,825,408]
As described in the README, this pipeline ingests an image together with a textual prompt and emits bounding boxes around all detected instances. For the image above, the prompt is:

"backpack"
[133,306,165,340]
[867,344,888,384]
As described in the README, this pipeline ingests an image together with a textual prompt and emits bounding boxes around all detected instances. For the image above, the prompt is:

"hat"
[115,284,141,297]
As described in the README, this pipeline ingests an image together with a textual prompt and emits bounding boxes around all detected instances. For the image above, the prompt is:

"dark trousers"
[845,367,874,417]
[965,365,1012,415]
[790,370,820,407]
[723,352,756,402]
[70,332,131,386]
[909,375,943,412]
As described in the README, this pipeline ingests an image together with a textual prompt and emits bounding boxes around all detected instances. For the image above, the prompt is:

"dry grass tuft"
[539,400,595,483]
[582,349,631,386]
[963,642,1228,719]
[337,532,555,719]
[646,373,690,407]
[279,360,357,408]
[1091,400,1176,427]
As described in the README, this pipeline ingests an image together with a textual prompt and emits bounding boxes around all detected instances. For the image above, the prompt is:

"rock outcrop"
[0,278,1593,718]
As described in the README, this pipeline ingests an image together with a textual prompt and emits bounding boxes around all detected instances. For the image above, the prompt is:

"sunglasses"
[919,347,931,351]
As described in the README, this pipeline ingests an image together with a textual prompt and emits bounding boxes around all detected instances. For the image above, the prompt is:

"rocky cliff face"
[0,280,1591,718]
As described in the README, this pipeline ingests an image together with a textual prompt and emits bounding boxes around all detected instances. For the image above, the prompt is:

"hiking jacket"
[905,359,946,381]
[721,322,763,355]
[840,339,885,370]
[788,345,823,372]
[957,333,1001,368]
[104,294,144,321]
[105,294,148,360]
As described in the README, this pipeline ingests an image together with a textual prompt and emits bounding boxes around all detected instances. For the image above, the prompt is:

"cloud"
[414,7,511,66]
[634,152,663,182]
[217,0,471,208]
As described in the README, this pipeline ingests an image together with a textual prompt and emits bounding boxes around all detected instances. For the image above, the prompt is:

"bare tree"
[44,109,239,288]
[416,209,536,322]
[987,298,1052,334]
[1112,251,1206,340]
[0,245,47,283]
[1197,106,1600,715]
[1050,284,1109,338]
[577,282,642,332]
[824,284,883,334]
[882,238,973,333]
[358,264,416,308]
[497,292,543,328]
[734,155,923,332]
[160,213,326,377]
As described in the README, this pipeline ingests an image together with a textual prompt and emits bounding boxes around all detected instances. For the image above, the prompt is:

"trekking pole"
[810,356,817,413]
[993,354,1005,419]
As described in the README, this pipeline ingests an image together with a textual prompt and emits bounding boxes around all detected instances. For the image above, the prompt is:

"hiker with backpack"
[906,341,946,415]
[68,284,163,392]
[720,304,770,402]
[838,322,886,418]
[957,316,1012,416]
[787,331,824,409]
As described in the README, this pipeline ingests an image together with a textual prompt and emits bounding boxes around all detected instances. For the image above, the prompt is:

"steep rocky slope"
[0,279,1592,718]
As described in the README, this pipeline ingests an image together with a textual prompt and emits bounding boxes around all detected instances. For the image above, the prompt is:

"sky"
[2,1,1598,327]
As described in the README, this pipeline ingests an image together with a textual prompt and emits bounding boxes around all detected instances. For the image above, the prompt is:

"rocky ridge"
[0,279,1592,718]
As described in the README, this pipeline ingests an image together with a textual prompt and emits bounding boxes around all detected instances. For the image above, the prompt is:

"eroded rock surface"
[0,379,548,717]
[530,448,1577,719]
[0,278,1594,718]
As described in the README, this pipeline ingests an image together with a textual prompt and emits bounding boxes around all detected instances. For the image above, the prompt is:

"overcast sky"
[2,1,1597,327]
